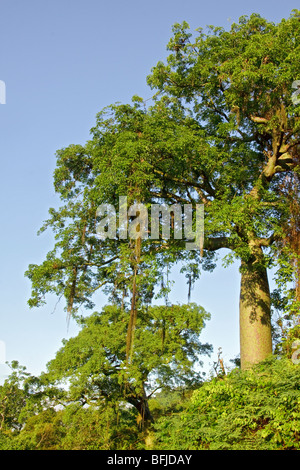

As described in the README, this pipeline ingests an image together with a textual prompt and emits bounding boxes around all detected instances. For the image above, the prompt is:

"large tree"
[146,11,300,368]
[26,11,300,369]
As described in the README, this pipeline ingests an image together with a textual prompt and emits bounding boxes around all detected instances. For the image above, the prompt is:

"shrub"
[153,356,300,450]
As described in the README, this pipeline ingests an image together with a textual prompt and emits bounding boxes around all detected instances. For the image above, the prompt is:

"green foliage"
[153,356,300,450]
[147,10,300,255]
[2,355,300,450]
[0,302,211,450]
[0,361,44,432]
[56,403,140,450]
[42,303,211,422]
[14,403,140,450]
[25,98,210,318]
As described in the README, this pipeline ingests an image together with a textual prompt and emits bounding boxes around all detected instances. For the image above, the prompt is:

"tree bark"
[239,246,272,369]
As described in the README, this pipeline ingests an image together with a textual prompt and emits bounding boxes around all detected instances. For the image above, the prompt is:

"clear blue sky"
[0,0,297,380]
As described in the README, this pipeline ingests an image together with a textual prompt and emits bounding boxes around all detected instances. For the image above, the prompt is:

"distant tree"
[0,361,43,433]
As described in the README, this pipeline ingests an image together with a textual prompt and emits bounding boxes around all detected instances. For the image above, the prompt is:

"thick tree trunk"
[239,247,272,369]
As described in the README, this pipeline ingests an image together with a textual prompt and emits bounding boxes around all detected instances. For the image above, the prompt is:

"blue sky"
[0,0,297,380]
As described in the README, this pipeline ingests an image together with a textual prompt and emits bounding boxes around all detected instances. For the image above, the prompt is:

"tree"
[146,11,300,367]
[41,303,211,425]
[0,361,43,433]
[0,362,29,432]
[25,98,210,365]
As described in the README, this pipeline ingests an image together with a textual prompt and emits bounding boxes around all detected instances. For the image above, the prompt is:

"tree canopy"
[41,303,211,424]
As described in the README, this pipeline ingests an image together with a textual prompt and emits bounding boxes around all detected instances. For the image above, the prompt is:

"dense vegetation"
[0,354,299,450]
[153,356,300,450]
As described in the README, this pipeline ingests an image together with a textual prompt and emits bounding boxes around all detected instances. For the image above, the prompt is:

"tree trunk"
[239,247,272,369]
[127,395,154,426]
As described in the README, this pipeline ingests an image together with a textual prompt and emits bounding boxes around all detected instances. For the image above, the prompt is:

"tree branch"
[204,236,232,251]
